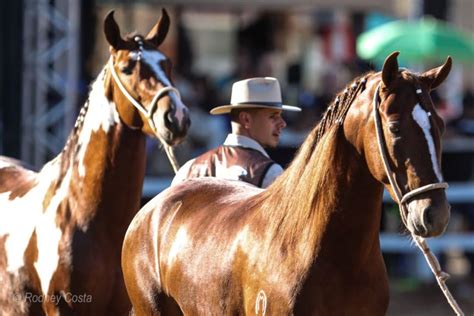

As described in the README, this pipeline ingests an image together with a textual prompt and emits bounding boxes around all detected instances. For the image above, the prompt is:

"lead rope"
[108,56,180,173]
[373,84,464,316]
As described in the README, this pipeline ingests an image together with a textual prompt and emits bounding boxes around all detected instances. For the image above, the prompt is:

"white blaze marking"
[138,50,187,127]
[412,104,443,181]
[77,69,120,177]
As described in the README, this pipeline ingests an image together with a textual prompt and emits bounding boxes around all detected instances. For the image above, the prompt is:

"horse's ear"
[146,9,170,48]
[104,10,126,50]
[420,56,452,90]
[381,51,400,88]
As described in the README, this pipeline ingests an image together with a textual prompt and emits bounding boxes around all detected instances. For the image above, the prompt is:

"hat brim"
[210,104,301,115]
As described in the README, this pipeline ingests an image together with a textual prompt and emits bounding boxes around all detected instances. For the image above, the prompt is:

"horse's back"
[171,176,261,204]
[0,156,38,198]
[139,177,262,227]
[123,176,263,267]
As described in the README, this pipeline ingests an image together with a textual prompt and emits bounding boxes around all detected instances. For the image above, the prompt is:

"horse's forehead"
[374,75,420,115]
[140,50,171,85]
[117,48,171,87]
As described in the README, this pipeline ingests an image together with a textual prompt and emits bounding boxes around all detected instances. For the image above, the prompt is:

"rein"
[373,83,464,316]
[107,56,180,173]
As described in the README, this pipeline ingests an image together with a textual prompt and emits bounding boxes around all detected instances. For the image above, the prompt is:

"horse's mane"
[54,68,108,177]
[255,72,374,259]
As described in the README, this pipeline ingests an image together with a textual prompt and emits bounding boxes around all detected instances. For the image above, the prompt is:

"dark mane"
[276,70,373,183]
[315,72,373,144]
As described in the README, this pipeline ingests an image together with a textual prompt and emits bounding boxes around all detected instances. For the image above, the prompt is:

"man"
[172,77,301,188]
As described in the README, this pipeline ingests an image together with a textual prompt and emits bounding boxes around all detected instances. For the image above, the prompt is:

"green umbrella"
[357,17,474,63]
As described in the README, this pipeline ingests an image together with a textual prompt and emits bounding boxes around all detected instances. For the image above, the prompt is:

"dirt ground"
[387,277,474,315]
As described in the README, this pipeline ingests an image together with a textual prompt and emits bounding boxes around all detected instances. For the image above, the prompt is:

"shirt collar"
[223,134,270,158]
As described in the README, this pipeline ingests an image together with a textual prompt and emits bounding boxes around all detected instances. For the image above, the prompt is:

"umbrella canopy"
[357,17,474,63]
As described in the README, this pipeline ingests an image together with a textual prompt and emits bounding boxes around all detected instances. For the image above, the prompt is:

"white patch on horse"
[139,50,186,127]
[0,191,38,274]
[34,167,72,295]
[411,104,443,182]
[0,159,59,278]
[77,68,120,177]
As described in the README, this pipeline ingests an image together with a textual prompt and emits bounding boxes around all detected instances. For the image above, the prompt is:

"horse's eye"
[120,67,133,75]
[389,122,400,134]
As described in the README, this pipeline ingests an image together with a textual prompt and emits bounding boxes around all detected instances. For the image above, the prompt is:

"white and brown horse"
[0,9,189,315]
[122,52,452,315]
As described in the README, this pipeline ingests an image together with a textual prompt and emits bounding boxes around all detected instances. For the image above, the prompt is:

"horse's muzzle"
[407,192,450,237]
[162,108,190,145]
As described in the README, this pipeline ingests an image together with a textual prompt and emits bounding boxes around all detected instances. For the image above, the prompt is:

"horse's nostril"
[165,112,174,126]
[423,206,434,227]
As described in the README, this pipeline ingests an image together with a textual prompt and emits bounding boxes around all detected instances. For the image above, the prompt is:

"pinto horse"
[0,9,189,316]
[122,52,452,315]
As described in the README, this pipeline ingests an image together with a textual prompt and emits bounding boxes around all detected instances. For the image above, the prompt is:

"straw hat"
[210,77,301,115]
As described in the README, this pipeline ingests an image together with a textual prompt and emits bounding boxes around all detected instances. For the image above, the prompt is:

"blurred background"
[1,0,473,314]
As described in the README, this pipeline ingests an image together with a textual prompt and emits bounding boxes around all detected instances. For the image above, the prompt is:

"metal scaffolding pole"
[21,0,80,168]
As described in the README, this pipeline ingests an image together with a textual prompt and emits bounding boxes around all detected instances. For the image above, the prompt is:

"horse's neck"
[290,135,387,312]
[265,128,384,273]
[308,137,383,261]
[269,134,383,304]
[46,70,147,230]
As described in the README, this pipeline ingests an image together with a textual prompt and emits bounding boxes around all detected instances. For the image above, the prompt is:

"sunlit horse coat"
[122,52,452,315]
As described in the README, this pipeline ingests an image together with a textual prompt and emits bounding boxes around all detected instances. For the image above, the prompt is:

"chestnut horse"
[0,9,189,316]
[122,52,452,315]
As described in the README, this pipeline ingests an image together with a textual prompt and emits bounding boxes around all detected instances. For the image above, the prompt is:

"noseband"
[372,83,448,226]
[372,83,463,315]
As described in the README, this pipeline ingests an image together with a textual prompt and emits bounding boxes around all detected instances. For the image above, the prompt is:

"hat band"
[233,101,282,107]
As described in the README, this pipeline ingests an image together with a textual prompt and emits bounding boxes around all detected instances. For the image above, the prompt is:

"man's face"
[247,108,287,148]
